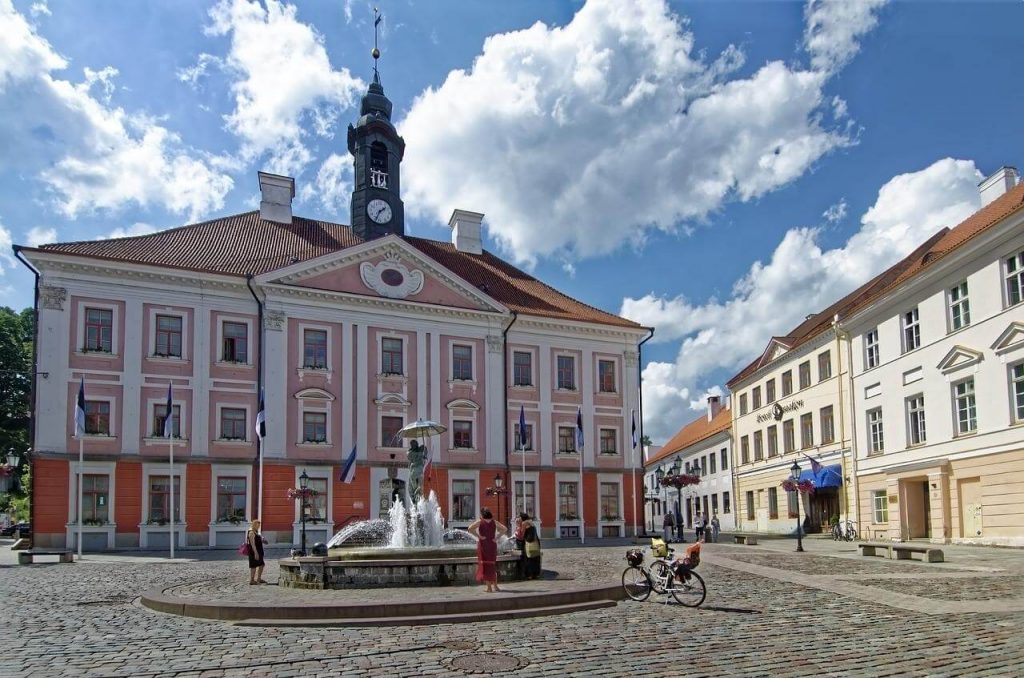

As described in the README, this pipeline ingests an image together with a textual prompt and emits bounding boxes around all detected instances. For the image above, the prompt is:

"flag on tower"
[75,377,86,438]
[340,445,357,484]
[162,383,174,438]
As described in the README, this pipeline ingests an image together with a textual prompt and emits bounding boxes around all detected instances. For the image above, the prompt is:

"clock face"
[367,199,392,224]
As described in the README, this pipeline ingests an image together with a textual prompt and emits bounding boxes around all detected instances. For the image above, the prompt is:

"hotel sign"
[757,399,804,423]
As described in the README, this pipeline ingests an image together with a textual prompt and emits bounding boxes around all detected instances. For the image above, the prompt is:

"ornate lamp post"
[485,473,511,526]
[655,465,666,524]
[298,469,309,557]
[788,461,805,552]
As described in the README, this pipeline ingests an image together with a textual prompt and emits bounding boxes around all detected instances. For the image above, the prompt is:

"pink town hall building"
[15,74,650,550]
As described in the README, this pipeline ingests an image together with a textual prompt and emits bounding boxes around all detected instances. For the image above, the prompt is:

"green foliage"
[0,307,33,515]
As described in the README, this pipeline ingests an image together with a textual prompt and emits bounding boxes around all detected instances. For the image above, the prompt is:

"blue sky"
[1,0,1022,441]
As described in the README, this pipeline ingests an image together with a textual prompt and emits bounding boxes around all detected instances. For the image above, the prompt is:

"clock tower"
[348,44,406,241]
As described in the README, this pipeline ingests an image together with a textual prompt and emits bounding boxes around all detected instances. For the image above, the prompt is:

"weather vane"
[372,6,382,83]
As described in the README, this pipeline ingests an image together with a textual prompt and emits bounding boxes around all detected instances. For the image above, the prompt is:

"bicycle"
[831,519,858,542]
[622,541,706,607]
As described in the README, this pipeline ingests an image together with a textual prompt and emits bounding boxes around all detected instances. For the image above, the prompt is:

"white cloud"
[25,226,56,246]
[624,158,982,441]
[205,0,365,174]
[823,198,847,224]
[0,219,14,271]
[0,0,234,219]
[298,153,353,215]
[400,0,880,269]
[29,2,50,18]
[804,0,888,74]
[177,53,222,89]
[103,222,159,239]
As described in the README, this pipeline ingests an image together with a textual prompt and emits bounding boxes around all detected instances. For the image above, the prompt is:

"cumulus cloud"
[29,2,49,18]
[103,222,159,239]
[176,53,222,89]
[298,153,353,215]
[624,158,983,441]
[804,0,888,74]
[25,226,56,246]
[0,0,233,219]
[400,0,885,269]
[0,219,14,270]
[204,0,364,174]
[823,198,847,224]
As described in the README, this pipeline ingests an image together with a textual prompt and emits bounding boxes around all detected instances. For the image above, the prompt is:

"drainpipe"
[13,247,39,544]
[501,311,518,523]
[835,316,862,532]
[637,327,655,536]
[246,275,265,522]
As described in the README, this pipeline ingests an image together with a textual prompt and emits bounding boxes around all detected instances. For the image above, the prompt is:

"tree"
[641,435,653,448]
[0,307,33,519]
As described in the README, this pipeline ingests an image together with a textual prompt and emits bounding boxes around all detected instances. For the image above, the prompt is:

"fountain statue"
[406,439,427,503]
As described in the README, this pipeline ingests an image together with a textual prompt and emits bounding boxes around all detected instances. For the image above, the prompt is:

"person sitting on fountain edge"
[469,508,507,593]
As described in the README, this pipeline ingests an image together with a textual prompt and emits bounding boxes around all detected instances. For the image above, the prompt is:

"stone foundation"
[278,554,528,589]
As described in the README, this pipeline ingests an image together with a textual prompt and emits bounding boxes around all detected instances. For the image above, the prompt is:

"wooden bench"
[892,544,944,563]
[733,534,759,545]
[18,550,74,565]
[858,542,892,558]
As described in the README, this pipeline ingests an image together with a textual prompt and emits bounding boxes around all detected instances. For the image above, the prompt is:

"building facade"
[844,168,1024,546]
[644,397,735,536]
[16,76,648,550]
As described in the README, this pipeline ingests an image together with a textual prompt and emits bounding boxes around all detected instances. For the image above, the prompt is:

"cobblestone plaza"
[3,537,1023,677]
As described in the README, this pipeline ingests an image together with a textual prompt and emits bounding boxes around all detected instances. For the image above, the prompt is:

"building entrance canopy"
[800,464,843,489]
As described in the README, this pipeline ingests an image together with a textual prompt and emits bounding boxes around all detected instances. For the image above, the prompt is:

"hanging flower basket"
[661,473,701,490]
[781,478,815,494]
[0,465,14,478]
[287,487,319,501]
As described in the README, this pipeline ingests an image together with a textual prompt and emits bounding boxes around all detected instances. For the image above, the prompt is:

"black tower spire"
[348,8,406,240]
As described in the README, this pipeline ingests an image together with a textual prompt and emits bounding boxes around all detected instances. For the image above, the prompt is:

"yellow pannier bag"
[650,537,668,558]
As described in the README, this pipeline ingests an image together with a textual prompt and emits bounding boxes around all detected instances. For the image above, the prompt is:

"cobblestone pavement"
[2,537,1023,677]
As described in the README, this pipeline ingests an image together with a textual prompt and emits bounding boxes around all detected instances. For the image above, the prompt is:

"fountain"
[279,433,525,589]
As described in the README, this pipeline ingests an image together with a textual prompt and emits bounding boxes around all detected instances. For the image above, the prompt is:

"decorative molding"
[486,335,503,354]
[264,310,286,331]
[264,283,501,323]
[294,387,335,401]
[374,393,411,407]
[991,321,1024,357]
[623,350,638,367]
[446,398,480,411]
[936,344,984,375]
[360,252,425,299]
[40,285,67,310]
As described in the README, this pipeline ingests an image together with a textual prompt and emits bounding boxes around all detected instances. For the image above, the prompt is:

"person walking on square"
[246,519,266,585]
[469,508,507,592]
[710,514,721,543]
[662,512,674,544]
[694,513,705,542]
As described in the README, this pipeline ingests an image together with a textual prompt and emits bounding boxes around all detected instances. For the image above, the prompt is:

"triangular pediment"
[937,344,984,374]
[255,236,506,314]
[991,321,1024,356]
[756,338,791,370]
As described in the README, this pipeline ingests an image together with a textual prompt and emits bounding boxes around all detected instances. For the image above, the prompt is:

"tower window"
[370,142,388,188]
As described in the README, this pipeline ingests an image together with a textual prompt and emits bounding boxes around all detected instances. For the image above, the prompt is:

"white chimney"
[258,171,295,224]
[979,166,1019,207]
[707,395,722,423]
[448,209,484,255]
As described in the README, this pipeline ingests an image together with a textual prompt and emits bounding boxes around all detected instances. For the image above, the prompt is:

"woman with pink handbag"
[242,519,266,584]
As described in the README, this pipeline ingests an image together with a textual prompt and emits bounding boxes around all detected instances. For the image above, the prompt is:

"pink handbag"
[238,542,251,556]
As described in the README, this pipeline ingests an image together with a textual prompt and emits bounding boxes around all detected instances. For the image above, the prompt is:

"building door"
[755,489,768,532]
[902,479,930,539]
[921,482,932,539]
[959,478,983,538]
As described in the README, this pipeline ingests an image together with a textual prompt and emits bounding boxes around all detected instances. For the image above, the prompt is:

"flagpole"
[258,441,264,524]
[169,437,175,559]
[579,448,585,545]
[78,435,83,561]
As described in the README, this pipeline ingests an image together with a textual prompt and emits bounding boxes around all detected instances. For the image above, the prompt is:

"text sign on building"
[756,399,804,423]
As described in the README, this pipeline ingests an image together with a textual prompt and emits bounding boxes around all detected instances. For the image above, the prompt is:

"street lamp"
[485,473,511,526]
[669,459,686,543]
[790,461,804,552]
[299,469,309,557]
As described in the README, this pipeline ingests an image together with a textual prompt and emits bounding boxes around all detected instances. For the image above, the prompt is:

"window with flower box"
[598,360,616,393]
[155,315,182,357]
[303,329,328,369]
[220,408,246,440]
[599,428,617,455]
[559,482,579,520]
[557,355,576,390]
[84,308,113,353]
[303,411,327,443]
[600,482,620,520]
[148,476,181,523]
[558,426,577,454]
[85,401,110,435]
[153,403,181,438]
[513,422,534,451]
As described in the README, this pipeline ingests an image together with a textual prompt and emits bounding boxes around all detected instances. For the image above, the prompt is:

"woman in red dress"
[469,508,507,592]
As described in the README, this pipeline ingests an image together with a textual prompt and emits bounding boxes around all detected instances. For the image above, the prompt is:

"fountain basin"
[279,553,526,589]
[326,546,477,561]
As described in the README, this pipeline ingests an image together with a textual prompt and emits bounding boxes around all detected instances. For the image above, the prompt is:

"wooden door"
[959,478,982,538]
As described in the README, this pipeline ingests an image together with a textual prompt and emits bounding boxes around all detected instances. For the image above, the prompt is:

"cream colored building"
[842,168,1024,546]
[728,314,856,535]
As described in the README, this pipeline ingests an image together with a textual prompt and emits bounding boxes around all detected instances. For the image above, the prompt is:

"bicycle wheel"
[846,526,858,542]
[670,570,706,607]
[621,566,652,602]
[649,560,673,594]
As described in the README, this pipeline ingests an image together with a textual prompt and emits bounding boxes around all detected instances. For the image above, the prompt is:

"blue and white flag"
[162,383,174,438]
[801,451,823,474]
[254,388,266,442]
[631,410,638,450]
[74,377,86,438]
[575,406,585,451]
[518,405,527,449]
[339,445,357,484]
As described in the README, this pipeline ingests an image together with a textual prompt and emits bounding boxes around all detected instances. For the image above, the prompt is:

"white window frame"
[901,307,921,353]
[555,353,577,391]
[378,411,406,450]
[906,394,926,446]
[556,472,581,525]
[216,315,254,366]
[297,392,332,446]
[818,350,832,381]
[79,395,117,438]
[511,348,536,388]
[76,300,119,356]
[597,473,624,535]
[450,341,476,383]
[139,462,187,549]
[446,399,479,452]
[864,329,880,370]
[598,426,620,456]
[512,417,535,452]
[144,396,188,442]
[1005,248,1024,308]
[595,356,619,394]
[556,424,578,455]
[147,308,189,360]
[952,377,977,436]
[66,460,117,550]
[298,322,333,372]
[872,490,888,524]
[948,281,971,332]
[448,470,478,527]
[292,466,333,544]
[512,474,539,519]
[1011,362,1024,424]
[378,332,407,377]
[215,403,250,443]
[209,464,254,546]
[867,408,884,454]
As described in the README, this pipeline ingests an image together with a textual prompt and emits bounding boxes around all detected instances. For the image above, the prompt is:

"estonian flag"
[340,445,357,484]
[575,407,585,451]
[75,377,86,438]
[255,388,266,442]
[801,451,823,474]
[631,410,638,450]
[163,383,174,438]
[518,405,527,448]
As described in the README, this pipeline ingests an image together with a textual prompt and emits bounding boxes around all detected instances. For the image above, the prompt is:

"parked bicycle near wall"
[831,519,858,542]
[621,538,706,607]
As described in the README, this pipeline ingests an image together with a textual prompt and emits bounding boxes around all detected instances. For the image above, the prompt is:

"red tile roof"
[647,406,731,467]
[728,180,1024,387]
[28,211,642,329]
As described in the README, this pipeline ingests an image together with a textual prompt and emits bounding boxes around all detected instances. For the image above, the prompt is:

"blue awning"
[799,464,843,488]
